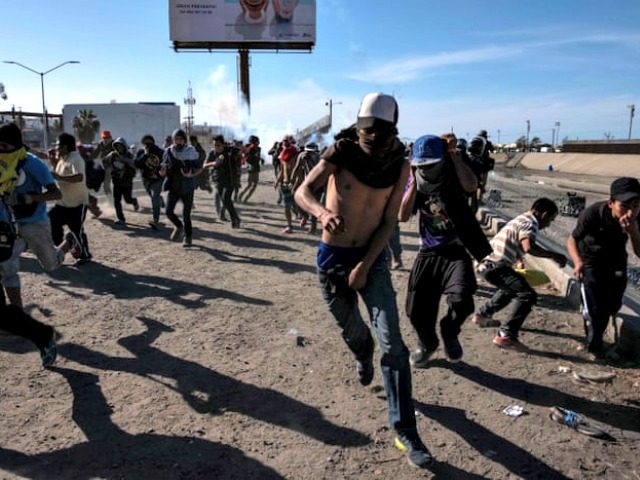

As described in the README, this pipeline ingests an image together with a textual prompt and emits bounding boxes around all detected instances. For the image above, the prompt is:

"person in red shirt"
[274,135,299,233]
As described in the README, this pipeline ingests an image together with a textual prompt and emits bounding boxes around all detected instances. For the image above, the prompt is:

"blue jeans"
[317,244,416,435]
[386,222,402,261]
[145,179,163,223]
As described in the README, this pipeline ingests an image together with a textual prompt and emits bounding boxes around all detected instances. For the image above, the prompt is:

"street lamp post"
[3,60,80,149]
[325,99,342,130]
[628,104,636,140]
[526,120,530,151]
[554,121,561,148]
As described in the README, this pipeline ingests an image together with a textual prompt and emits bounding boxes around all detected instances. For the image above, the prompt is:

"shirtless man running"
[295,93,433,469]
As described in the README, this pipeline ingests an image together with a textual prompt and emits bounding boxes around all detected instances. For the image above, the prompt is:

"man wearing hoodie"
[103,137,138,225]
[161,129,202,246]
[295,93,433,469]
[50,132,91,261]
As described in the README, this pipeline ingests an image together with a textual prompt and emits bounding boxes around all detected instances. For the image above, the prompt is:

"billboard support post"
[238,49,250,112]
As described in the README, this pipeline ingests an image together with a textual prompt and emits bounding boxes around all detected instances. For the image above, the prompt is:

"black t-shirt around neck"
[321,138,406,189]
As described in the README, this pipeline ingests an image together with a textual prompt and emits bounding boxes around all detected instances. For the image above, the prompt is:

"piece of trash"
[502,405,525,417]
[548,406,615,440]
[287,328,299,336]
[295,336,306,347]
[572,370,616,384]
[558,366,572,373]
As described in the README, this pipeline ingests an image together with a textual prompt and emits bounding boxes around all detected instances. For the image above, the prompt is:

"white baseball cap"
[356,93,398,128]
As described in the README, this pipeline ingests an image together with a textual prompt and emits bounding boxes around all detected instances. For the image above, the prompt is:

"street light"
[3,60,80,149]
[628,104,635,140]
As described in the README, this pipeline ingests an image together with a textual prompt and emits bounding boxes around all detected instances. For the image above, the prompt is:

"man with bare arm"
[295,93,433,469]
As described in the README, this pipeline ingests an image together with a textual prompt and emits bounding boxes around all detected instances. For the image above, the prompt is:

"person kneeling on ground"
[472,198,566,349]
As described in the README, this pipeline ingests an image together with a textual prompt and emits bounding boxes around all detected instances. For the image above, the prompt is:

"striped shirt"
[485,211,539,267]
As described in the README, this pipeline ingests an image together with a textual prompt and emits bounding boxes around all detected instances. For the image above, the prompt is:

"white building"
[62,102,180,147]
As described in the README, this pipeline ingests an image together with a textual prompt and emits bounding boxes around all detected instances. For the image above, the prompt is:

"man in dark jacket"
[103,138,138,225]
[204,135,241,228]
[239,135,261,203]
[135,135,164,229]
[160,129,202,246]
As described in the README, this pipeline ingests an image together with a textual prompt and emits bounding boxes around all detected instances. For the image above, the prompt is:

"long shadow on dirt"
[61,316,370,448]
[0,367,285,480]
[415,401,571,479]
[33,260,272,309]
[439,361,640,433]
[196,245,316,275]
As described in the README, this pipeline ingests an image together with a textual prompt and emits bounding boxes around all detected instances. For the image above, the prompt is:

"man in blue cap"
[399,133,491,367]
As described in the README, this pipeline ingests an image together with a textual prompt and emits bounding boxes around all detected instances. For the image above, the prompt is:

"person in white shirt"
[49,133,91,262]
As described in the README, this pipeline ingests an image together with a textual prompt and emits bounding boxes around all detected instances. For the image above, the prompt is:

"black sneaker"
[409,347,436,368]
[356,355,374,386]
[442,335,463,363]
[40,330,60,368]
[394,432,434,469]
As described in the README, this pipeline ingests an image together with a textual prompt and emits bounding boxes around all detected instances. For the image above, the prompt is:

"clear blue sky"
[1,0,639,147]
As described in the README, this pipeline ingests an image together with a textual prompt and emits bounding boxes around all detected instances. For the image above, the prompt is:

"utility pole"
[526,120,530,151]
[184,81,196,138]
[629,104,636,140]
[325,98,342,130]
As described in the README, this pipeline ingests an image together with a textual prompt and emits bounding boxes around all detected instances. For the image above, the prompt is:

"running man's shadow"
[37,260,271,309]
[0,367,285,480]
[61,316,369,448]
[439,361,640,433]
[414,401,571,480]
[196,245,316,274]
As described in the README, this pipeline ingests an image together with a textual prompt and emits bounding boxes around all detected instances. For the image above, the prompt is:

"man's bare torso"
[322,168,392,248]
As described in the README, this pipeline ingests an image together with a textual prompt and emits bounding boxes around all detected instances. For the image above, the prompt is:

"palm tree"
[50,118,63,139]
[72,109,100,144]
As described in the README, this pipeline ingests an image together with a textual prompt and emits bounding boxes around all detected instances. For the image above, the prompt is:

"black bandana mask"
[415,156,453,195]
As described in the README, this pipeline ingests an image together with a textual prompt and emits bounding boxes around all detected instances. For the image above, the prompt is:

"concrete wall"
[506,152,640,178]
[63,103,180,147]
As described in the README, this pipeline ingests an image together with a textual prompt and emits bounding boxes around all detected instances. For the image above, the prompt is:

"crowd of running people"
[1,91,639,468]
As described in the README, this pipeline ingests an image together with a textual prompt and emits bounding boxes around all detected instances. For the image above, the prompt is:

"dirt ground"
[1,177,639,480]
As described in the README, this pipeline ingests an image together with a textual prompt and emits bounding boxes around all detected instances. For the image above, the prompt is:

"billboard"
[169,0,316,51]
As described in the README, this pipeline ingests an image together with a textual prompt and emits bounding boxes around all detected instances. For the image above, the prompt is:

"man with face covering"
[399,135,491,369]
[295,93,432,469]
[160,129,202,247]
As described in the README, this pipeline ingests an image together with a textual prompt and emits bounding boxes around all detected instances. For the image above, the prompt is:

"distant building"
[62,102,180,147]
